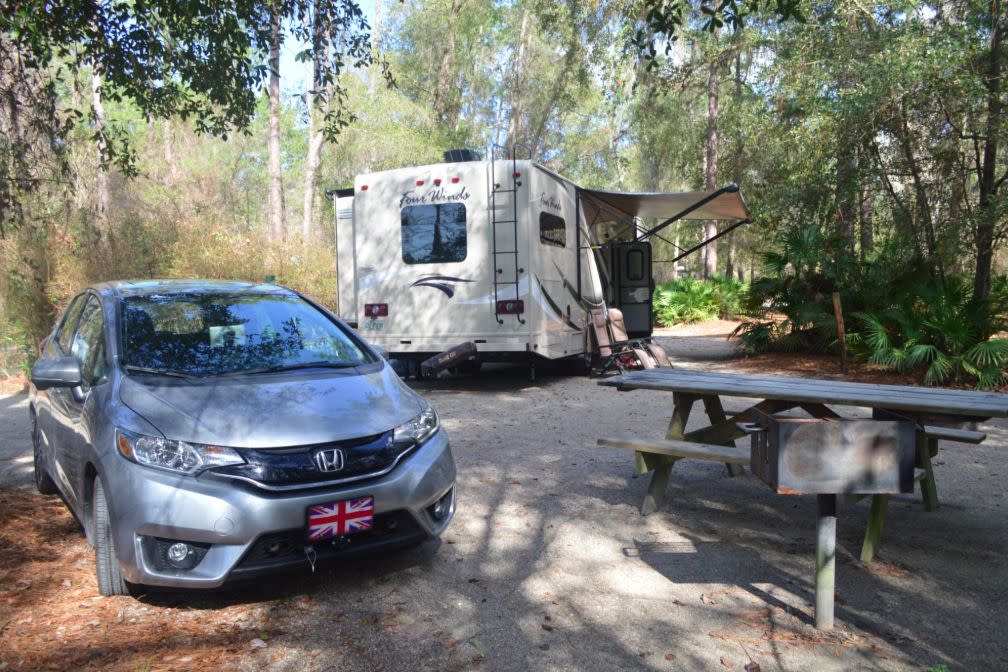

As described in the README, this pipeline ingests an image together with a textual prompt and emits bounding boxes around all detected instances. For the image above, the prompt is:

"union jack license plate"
[306,496,374,541]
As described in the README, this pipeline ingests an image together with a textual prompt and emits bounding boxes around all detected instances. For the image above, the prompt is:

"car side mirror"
[31,356,83,390]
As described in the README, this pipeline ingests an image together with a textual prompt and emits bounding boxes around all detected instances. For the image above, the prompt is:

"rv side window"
[539,212,566,248]
[401,203,468,264]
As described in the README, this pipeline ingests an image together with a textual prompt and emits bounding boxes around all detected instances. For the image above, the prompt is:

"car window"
[70,296,107,386]
[120,292,373,376]
[56,294,88,353]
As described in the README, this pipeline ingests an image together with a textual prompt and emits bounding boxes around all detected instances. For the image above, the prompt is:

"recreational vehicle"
[330,151,750,375]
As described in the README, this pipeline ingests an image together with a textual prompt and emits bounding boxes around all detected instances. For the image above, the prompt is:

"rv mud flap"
[420,342,479,376]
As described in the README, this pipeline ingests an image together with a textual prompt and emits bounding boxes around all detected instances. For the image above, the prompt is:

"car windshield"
[120,291,372,376]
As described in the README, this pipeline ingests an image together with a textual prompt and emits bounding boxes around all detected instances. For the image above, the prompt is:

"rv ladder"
[489,146,524,325]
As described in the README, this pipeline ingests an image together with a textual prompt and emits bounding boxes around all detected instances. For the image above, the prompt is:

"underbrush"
[0,207,337,372]
[732,226,1008,389]
[653,277,747,326]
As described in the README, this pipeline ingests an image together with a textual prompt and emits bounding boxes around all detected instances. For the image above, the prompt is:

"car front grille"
[229,510,426,579]
[209,430,412,490]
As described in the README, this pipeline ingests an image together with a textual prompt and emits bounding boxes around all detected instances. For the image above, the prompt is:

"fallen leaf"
[541,623,554,632]
[744,662,760,672]
[721,657,732,668]
[701,594,718,605]
[665,652,677,661]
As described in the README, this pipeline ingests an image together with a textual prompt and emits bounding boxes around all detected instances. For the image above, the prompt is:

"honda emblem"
[314,448,345,473]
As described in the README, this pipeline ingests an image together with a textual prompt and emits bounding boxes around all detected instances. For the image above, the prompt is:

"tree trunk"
[702,36,719,279]
[505,6,531,152]
[432,0,461,124]
[267,4,285,243]
[163,119,177,182]
[302,43,324,243]
[91,66,109,229]
[369,0,382,93]
[973,0,1004,304]
[726,45,742,280]
[858,179,873,262]
[834,10,859,256]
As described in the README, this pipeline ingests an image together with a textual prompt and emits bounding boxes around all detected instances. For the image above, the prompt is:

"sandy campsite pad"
[1,328,1006,671]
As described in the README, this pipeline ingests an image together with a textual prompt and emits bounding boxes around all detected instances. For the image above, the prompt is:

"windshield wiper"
[123,365,193,379]
[222,361,360,376]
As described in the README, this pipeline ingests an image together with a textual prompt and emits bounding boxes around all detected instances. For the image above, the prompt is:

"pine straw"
[0,374,28,395]
[0,492,277,671]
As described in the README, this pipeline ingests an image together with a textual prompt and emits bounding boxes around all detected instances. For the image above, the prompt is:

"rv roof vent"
[444,149,481,163]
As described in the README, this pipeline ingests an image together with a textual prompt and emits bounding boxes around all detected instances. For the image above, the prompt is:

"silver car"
[29,280,456,596]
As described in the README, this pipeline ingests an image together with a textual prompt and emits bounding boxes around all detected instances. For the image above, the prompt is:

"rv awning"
[579,184,751,223]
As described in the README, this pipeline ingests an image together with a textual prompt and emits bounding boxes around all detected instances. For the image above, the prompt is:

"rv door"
[612,241,653,338]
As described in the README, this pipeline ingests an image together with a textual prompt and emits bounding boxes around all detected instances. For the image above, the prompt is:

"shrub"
[653,277,747,326]
[849,274,1008,389]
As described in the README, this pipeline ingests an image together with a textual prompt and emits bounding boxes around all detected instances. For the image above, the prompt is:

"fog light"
[429,488,454,522]
[166,542,195,568]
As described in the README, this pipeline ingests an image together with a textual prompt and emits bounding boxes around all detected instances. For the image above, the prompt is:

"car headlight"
[116,428,244,475]
[391,403,438,452]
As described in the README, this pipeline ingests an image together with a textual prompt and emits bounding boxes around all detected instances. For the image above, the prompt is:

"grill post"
[815,493,837,629]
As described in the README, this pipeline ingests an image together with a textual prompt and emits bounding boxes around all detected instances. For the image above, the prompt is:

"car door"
[39,293,88,497]
[58,294,109,509]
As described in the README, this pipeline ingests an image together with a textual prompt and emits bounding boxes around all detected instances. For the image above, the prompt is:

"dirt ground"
[1,323,1007,671]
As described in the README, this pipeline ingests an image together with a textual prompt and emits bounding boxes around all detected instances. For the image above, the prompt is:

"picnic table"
[597,368,1008,628]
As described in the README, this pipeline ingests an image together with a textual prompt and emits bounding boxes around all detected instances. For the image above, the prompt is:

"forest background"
[1,0,1005,387]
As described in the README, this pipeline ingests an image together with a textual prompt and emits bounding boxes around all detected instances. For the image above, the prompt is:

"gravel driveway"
[2,352,1007,671]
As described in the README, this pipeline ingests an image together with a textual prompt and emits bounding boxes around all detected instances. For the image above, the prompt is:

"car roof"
[90,280,296,300]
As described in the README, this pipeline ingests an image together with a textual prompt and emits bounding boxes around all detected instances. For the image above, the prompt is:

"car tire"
[93,478,131,597]
[32,413,59,495]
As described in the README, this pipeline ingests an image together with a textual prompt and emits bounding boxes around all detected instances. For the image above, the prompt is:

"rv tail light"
[496,300,524,315]
[360,185,368,191]
[433,178,442,186]
[451,177,460,183]
[416,180,424,186]
[513,171,521,178]
[365,303,388,317]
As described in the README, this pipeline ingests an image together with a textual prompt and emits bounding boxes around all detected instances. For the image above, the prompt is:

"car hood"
[118,365,424,448]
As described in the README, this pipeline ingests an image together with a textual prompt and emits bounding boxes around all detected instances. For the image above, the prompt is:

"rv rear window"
[401,203,468,264]
[539,212,566,248]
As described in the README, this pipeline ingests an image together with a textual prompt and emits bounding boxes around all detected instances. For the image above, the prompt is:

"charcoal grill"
[744,410,916,495]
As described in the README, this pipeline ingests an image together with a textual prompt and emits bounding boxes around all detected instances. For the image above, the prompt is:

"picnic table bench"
[597,368,1008,628]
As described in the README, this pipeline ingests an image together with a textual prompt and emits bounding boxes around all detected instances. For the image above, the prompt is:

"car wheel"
[93,478,131,596]
[32,413,59,495]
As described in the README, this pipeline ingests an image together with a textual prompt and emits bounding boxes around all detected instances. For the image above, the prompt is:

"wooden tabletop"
[599,369,1008,419]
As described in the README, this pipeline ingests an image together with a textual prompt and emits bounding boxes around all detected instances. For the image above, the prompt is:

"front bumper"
[105,429,455,588]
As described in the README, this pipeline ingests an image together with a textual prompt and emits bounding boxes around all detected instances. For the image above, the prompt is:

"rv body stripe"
[408,275,476,298]
[410,275,475,284]
[411,281,457,298]
[534,276,583,332]
[551,261,603,311]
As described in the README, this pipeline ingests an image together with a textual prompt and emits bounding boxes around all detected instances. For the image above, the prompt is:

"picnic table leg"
[701,395,744,477]
[916,432,940,512]
[859,494,889,563]
[642,463,674,515]
[637,393,696,515]
[815,494,837,630]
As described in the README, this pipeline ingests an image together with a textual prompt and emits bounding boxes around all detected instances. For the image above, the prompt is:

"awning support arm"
[638,183,740,242]
[670,218,751,264]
